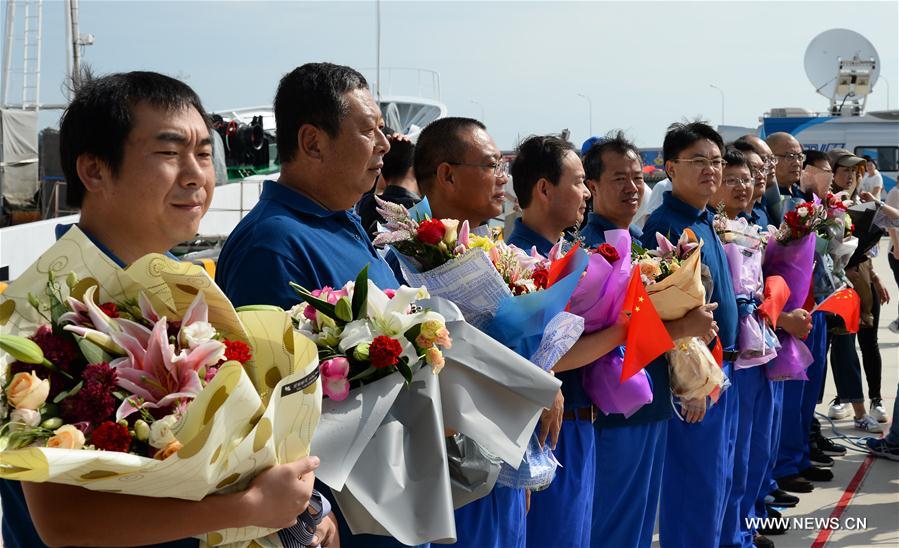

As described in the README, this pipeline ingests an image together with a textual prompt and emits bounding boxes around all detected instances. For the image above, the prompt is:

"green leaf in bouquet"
[404,323,422,349]
[348,364,379,382]
[52,380,84,404]
[335,297,353,323]
[76,335,114,365]
[351,265,369,319]
[235,304,285,312]
[289,282,340,322]
[396,357,414,385]
[631,241,647,256]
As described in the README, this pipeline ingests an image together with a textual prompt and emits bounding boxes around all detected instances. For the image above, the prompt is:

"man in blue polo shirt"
[643,122,739,548]
[580,132,717,547]
[1,71,321,548]
[505,134,612,548]
[215,63,405,548]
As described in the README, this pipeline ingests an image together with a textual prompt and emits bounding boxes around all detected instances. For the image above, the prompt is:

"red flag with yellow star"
[814,288,861,333]
[621,267,674,382]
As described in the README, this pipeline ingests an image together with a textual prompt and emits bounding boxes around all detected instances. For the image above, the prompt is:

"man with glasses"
[414,117,530,548]
[736,135,781,225]
[731,140,770,226]
[643,122,739,548]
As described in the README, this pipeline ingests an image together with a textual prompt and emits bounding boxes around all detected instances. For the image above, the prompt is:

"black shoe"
[810,448,835,467]
[768,488,799,508]
[799,465,834,482]
[817,436,847,456]
[778,474,814,493]
[754,533,776,547]
[758,508,788,535]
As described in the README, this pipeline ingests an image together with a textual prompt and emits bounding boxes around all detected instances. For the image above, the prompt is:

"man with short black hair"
[2,70,322,548]
[356,135,420,239]
[736,134,781,225]
[644,121,739,548]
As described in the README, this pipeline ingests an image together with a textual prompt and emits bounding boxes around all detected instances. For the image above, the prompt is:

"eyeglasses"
[722,177,752,187]
[775,152,806,163]
[749,167,767,180]
[671,157,727,170]
[447,159,510,177]
[763,155,779,167]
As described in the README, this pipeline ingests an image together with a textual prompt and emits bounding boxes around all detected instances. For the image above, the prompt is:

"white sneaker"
[829,401,851,419]
[889,319,899,334]
[870,399,888,423]
[854,414,884,433]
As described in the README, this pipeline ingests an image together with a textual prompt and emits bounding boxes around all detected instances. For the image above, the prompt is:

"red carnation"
[369,335,403,369]
[11,325,84,399]
[223,339,253,364]
[99,302,120,318]
[416,219,446,245]
[61,362,119,426]
[595,243,621,264]
[531,268,550,290]
[91,421,132,453]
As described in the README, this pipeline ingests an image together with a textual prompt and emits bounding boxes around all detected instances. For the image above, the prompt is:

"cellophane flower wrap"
[763,213,818,380]
[567,230,652,417]
[295,266,562,544]
[713,213,780,368]
[633,229,726,401]
[0,226,321,547]
[374,198,586,492]
[814,192,858,298]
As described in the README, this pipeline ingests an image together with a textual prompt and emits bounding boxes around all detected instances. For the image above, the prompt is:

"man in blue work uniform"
[765,133,835,498]
[1,71,322,548]
[504,135,596,547]
[643,122,740,548]
[216,63,408,548]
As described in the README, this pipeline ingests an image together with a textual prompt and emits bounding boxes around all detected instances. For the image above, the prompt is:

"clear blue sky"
[4,0,897,149]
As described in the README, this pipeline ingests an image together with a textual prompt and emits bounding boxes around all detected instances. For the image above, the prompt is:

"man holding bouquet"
[2,71,321,547]
[642,122,739,548]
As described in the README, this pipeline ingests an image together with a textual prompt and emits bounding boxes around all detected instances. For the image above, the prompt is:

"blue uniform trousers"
[774,313,828,479]
[453,485,526,548]
[721,365,775,547]
[660,363,738,548]
[755,379,783,519]
[591,419,667,548]
[527,418,595,548]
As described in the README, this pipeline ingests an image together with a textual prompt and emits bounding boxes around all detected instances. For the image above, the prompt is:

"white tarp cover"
[0,108,39,206]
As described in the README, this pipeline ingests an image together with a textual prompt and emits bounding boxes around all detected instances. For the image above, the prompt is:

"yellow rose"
[426,347,445,374]
[441,219,460,245]
[47,424,85,450]
[5,371,50,410]
[668,261,681,273]
[154,440,183,460]
[638,259,662,280]
[468,235,495,252]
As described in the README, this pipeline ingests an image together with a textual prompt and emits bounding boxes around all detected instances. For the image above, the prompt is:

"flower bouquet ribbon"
[762,232,817,380]
[568,230,654,417]
[294,268,561,545]
[636,230,726,402]
[0,226,321,547]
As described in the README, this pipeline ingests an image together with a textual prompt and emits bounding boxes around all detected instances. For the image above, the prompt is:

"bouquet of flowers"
[295,267,562,545]
[632,230,726,402]
[568,230,653,417]
[0,226,321,547]
[763,209,819,380]
[713,212,780,368]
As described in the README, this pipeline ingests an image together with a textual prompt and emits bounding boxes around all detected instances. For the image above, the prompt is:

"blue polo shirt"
[581,212,671,428]
[751,201,770,227]
[216,180,399,309]
[641,192,739,353]
[506,218,591,411]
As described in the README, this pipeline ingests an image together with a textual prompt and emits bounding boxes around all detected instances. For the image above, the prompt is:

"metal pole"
[710,84,725,125]
[34,0,43,112]
[69,0,80,90]
[469,99,484,123]
[576,93,592,136]
[64,0,72,99]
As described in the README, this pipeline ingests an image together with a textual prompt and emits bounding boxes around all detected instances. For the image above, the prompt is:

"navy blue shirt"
[217,180,399,309]
[1,225,195,548]
[507,218,591,411]
[751,201,770,228]
[642,192,739,354]
[581,212,671,428]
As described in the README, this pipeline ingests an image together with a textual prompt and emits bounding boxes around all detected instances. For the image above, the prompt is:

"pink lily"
[320,357,350,401]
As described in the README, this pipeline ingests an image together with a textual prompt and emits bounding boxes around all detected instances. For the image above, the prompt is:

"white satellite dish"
[804,29,880,114]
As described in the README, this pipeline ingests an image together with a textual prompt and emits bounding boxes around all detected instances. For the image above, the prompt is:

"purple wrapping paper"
[762,234,816,380]
[723,242,779,369]
[569,230,653,416]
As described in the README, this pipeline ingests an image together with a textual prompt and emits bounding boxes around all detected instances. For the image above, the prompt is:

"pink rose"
[320,357,351,401]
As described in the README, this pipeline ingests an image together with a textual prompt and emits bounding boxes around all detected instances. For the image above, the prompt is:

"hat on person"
[581,136,605,156]
[826,148,865,169]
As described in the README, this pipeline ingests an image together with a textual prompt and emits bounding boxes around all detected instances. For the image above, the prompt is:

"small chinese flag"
[815,288,861,333]
[711,338,723,367]
[758,275,791,330]
[802,276,816,313]
[621,267,674,382]
[547,245,580,287]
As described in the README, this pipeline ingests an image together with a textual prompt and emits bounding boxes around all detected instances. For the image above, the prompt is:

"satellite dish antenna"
[804,29,880,116]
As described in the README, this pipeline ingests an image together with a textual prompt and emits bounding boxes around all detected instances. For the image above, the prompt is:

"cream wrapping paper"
[0,226,321,547]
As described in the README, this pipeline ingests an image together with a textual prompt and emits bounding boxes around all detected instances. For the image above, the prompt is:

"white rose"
[9,408,41,431]
[180,321,217,349]
[288,303,307,322]
[149,415,179,449]
[797,207,808,217]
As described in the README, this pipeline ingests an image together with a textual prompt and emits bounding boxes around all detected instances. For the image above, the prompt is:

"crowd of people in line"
[2,61,898,548]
